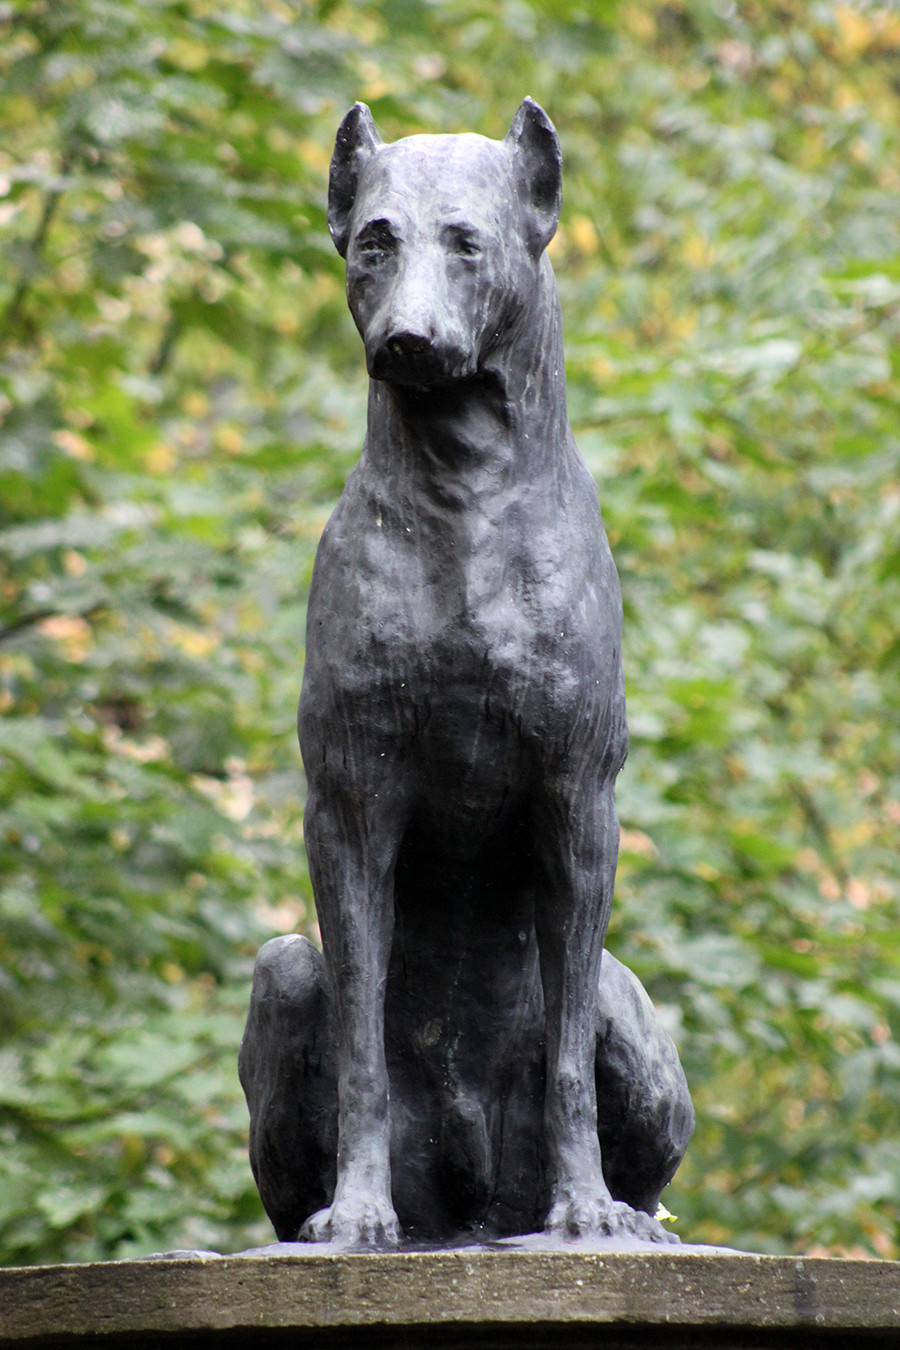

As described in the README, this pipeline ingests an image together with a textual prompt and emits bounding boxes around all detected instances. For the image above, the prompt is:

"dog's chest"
[308,472,620,749]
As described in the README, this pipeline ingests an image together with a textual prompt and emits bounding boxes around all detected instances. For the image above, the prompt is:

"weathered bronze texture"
[240,100,694,1250]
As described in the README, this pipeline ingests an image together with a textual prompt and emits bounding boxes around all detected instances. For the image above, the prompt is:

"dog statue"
[240,99,694,1249]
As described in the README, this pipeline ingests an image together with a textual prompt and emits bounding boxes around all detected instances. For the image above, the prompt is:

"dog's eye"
[354,223,399,261]
[443,226,481,258]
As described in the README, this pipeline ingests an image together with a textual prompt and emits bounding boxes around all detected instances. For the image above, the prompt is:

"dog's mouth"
[368,333,476,388]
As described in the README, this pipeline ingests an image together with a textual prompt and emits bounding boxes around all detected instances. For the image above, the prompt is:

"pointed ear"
[505,98,562,258]
[328,103,383,258]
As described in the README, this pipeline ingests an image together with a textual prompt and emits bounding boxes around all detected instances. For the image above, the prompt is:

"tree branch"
[1,150,74,339]
[0,604,105,647]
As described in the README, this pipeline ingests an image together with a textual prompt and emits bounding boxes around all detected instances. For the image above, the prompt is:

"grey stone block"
[2,1249,899,1348]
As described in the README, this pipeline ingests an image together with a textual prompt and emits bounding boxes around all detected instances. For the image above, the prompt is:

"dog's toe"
[546,1191,679,1245]
[625,1204,681,1244]
[299,1196,401,1250]
[298,1206,333,1243]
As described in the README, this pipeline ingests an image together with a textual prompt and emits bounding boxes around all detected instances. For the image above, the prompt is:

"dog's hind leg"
[594,951,694,1218]
[298,782,406,1248]
[239,935,337,1241]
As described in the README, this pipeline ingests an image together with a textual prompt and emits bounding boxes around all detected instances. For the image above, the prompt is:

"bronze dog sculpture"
[240,99,693,1248]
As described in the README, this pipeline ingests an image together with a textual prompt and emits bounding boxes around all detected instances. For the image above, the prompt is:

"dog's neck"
[362,256,571,498]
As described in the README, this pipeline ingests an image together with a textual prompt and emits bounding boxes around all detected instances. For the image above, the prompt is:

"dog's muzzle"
[369,329,475,387]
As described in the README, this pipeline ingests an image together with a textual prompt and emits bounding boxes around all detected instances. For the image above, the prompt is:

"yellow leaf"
[621,5,656,41]
[215,424,245,455]
[266,126,294,154]
[299,139,331,176]
[590,355,616,382]
[359,59,393,101]
[834,84,860,111]
[570,215,598,256]
[144,442,176,474]
[38,615,92,661]
[619,828,657,857]
[165,38,209,71]
[546,224,567,261]
[833,5,873,58]
[683,232,714,268]
[173,627,218,657]
[53,429,94,461]
[182,391,209,418]
[63,550,87,577]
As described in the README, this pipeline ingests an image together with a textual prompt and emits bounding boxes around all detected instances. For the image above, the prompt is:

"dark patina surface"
[240,100,693,1250]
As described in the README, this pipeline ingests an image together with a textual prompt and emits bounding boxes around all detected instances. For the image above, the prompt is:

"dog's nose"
[387,330,432,361]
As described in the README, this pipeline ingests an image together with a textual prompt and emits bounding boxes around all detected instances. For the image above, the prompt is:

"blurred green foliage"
[1,0,899,1262]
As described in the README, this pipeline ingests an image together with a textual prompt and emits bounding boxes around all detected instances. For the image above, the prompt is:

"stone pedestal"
[2,1248,899,1348]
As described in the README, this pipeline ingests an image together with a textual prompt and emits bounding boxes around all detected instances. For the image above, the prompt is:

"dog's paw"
[621,1204,681,1245]
[545,1191,679,1245]
[299,1195,401,1250]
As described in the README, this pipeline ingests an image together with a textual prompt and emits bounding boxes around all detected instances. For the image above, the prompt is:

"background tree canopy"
[1,0,899,1264]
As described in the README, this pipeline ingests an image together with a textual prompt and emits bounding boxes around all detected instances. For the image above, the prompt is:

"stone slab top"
[2,1245,900,1348]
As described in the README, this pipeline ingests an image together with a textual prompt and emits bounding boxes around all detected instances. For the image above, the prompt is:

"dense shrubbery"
[1,0,899,1262]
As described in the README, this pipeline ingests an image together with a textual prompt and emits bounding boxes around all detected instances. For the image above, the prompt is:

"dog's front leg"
[299,783,403,1249]
[536,780,673,1244]
[535,779,617,1239]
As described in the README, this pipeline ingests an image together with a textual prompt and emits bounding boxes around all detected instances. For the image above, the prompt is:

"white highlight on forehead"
[354,136,516,235]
